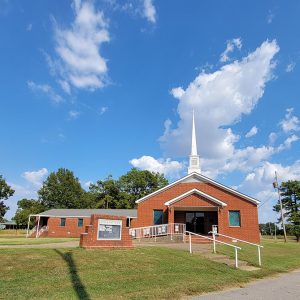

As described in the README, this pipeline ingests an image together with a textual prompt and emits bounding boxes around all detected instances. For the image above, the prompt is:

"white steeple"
[188,110,201,174]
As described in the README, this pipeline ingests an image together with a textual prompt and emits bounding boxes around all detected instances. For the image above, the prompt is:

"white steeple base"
[188,155,201,174]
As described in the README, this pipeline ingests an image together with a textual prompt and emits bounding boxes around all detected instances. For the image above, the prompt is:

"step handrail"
[209,231,263,266]
[185,231,241,269]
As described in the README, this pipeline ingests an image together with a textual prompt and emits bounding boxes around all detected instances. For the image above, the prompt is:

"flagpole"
[274,171,287,243]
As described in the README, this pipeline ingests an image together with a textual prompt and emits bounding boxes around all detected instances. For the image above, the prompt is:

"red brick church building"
[29,112,260,244]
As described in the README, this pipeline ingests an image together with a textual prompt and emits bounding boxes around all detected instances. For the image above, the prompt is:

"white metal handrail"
[130,223,186,241]
[185,231,241,269]
[209,231,263,266]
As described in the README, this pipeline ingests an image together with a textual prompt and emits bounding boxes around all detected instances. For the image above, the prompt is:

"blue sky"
[1,0,300,222]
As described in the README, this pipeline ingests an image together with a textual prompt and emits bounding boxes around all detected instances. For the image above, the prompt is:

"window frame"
[77,218,84,228]
[228,210,241,227]
[153,209,163,225]
[60,218,66,227]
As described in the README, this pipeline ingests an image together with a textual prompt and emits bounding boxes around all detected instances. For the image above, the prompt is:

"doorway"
[186,212,205,234]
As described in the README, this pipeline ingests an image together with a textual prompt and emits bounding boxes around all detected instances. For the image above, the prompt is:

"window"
[78,218,83,227]
[60,218,66,227]
[153,210,163,225]
[98,219,122,240]
[229,211,241,227]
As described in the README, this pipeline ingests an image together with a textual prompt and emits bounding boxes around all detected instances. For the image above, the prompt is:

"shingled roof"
[33,209,137,218]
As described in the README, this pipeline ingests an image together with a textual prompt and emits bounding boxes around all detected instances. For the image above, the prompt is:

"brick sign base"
[80,214,133,249]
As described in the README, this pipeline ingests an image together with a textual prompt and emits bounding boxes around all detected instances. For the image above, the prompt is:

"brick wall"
[80,214,133,249]
[135,182,260,243]
[46,217,90,238]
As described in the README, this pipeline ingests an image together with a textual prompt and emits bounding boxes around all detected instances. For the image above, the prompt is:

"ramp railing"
[209,230,264,266]
[185,231,242,269]
[130,223,186,241]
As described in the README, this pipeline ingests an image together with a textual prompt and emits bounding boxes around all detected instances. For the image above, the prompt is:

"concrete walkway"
[192,269,300,299]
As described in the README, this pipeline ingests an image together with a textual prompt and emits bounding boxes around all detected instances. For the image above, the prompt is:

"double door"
[186,212,205,234]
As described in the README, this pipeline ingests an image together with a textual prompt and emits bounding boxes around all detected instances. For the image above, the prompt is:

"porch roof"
[164,188,227,207]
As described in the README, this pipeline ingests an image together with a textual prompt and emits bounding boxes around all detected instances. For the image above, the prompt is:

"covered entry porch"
[173,207,218,235]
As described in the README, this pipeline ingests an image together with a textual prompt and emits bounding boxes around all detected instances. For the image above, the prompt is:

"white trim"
[164,188,227,207]
[135,172,259,205]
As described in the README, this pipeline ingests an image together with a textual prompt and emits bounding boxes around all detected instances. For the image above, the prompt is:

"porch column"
[168,206,174,224]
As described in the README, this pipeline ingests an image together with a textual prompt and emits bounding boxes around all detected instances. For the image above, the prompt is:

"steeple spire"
[188,110,201,174]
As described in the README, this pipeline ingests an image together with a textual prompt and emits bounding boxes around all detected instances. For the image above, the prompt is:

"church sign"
[98,219,122,240]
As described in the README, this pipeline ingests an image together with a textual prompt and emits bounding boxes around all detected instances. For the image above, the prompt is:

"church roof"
[33,209,137,218]
[135,172,260,205]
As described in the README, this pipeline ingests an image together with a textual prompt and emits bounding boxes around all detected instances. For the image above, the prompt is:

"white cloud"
[277,134,299,151]
[22,168,48,186]
[143,0,156,23]
[100,106,108,115]
[239,161,300,222]
[68,110,80,119]
[161,40,279,177]
[130,155,184,178]
[27,81,64,103]
[268,132,277,144]
[52,0,110,91]
[245,126,258,138]
[279,108,300,133]
[219,38,242,63]
[286,62,295,73]
[58,80,71,94]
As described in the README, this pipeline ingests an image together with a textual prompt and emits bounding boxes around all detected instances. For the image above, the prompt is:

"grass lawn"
[0,237,79,245]
[0,240,299,299]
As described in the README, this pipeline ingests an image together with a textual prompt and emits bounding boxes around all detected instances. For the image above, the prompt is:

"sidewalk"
[192,269,300,299]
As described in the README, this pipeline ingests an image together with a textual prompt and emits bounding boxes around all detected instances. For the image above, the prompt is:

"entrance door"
[185,212,205,234]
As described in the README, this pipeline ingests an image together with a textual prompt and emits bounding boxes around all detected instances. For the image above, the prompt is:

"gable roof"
[32,209,137,218]
[135,172,260,205]
[164,188,227,207]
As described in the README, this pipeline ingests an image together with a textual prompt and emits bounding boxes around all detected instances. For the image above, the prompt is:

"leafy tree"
[38,168,87,209]
[118,168,169,208]
[259,222,280,235]
[273,180,300,242]
[14,199,45,227]
[0,175,15,222]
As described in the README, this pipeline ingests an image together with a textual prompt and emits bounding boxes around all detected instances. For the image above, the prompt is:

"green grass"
[0,240,299,299]
[217,239,300,276]
[0,237,79,245]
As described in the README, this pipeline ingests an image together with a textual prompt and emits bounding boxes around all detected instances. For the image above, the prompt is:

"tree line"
[0,168,168,227]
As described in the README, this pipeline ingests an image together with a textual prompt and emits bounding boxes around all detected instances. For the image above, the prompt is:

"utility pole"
[274,223,277,240]
[273,171,287,243]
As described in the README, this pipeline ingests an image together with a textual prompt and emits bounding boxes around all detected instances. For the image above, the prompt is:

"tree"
[118,168,169,208]
[38,168,87,209]
[259,222,280,235]
[0,175,15,222]
[14,199,45,227]
[273,180,300,242]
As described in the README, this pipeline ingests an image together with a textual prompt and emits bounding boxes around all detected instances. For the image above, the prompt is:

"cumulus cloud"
[22,168,48,186]
[239,161,300,222]
[27,81,64,103]
[143,0,156,23]
[279,108,300,133]
[268,132,277,144]
[130,155,184,178]
[51,0,110,91]
[160,40,279,178]
[219,38,242,63]
[245,126,258,138]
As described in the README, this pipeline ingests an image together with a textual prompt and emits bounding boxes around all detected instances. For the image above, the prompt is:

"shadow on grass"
[54,249,90,300]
